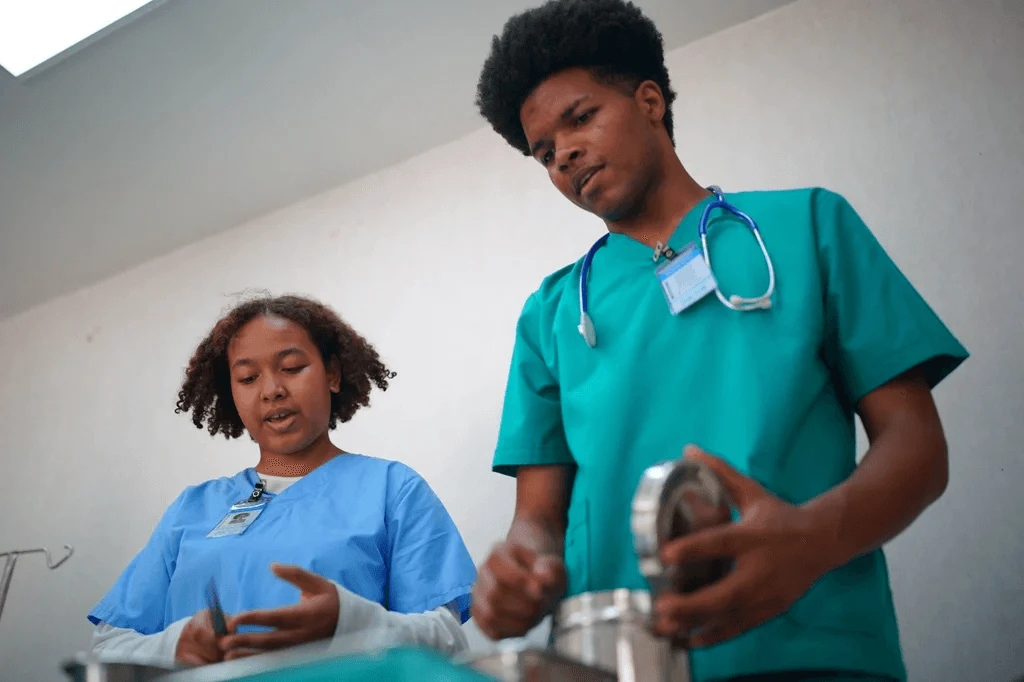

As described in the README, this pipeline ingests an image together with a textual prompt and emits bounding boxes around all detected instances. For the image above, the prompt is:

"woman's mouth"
[264,410,297,430]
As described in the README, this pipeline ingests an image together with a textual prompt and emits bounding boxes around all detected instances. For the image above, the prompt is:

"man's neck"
[607,161,708,250]
[256,437,343,477]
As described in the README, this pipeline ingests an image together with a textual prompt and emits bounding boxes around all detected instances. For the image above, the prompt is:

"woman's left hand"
[652,446,837,648]
[220,563,339,660]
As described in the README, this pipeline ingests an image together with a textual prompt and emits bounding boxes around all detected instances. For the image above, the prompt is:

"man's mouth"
[573,166,604,196]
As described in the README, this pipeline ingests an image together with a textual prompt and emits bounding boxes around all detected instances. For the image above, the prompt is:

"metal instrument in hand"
[631,457,734,597]
[0,545,73,625]
[205,579,228,637]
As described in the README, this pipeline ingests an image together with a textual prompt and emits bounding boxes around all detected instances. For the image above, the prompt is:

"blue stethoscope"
[578,186,776,348]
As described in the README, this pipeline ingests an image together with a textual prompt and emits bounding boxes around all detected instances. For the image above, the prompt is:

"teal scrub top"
[492,187,968,682]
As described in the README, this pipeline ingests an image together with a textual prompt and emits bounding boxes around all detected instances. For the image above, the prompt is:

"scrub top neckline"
[243,453,350,503]
[602,192,717,263]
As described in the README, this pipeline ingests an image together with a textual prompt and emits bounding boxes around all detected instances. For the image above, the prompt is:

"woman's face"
[226,315,340,456]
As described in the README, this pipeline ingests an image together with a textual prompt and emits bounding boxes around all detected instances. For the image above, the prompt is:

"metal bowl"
[551,589,690,682]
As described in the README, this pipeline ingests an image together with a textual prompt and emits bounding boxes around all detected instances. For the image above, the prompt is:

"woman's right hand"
[174,610,225,665]
[471,541,567,640]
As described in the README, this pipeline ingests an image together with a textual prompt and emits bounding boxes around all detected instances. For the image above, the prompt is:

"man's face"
[519,68,663,222]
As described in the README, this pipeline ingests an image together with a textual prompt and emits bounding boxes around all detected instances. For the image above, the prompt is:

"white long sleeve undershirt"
[89,581,468,668]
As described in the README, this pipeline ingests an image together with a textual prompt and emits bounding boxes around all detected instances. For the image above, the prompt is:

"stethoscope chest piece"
[578,312,597,348]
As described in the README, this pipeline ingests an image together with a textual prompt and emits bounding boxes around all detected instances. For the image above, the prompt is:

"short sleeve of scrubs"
[385,467,477,623]
[493,289,575,476]
[87,491,187,633]
[814,189,968,401]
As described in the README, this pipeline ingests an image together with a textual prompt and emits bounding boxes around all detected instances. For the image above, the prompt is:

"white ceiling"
[0,0,795,320]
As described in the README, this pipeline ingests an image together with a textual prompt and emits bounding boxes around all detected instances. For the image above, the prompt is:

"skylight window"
[0,0,158,77]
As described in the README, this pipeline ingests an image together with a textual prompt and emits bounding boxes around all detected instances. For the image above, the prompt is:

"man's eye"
[542,149,554,165]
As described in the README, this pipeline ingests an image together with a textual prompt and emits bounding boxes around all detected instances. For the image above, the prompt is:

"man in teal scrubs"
[468,1,968,680]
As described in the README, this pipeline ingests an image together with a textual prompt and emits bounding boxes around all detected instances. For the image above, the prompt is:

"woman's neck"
[255,435,343,477]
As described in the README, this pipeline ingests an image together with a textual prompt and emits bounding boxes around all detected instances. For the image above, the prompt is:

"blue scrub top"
[89,454,477,634]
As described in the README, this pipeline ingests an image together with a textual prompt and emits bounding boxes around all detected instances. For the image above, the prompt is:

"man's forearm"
[507,515,565,557]
[507,464,573,559]
[803,396,949,572]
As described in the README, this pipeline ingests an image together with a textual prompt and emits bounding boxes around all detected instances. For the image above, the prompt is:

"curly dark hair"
[175,294,395,439]
[476,0,676,156]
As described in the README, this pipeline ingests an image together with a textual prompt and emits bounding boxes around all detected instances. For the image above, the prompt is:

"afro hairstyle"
[476,0,676,156]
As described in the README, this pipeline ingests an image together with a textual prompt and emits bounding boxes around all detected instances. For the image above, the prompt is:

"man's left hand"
[220,564,340,659]
[653,446,836,648]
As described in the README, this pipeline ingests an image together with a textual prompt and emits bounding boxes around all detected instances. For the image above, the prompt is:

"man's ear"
[635,80,666,125]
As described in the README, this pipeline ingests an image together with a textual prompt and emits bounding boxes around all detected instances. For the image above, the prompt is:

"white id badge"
[655,243,717,315]
[206,503,266,538]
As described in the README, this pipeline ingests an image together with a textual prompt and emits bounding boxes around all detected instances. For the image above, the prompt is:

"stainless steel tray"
[463,643,617,682]
[62,658,176,682]
[68,639,496,682]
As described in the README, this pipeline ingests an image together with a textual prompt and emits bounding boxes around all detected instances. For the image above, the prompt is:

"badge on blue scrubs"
[655,243,717,315]
[206,500,267,538]
[207,481,269,538]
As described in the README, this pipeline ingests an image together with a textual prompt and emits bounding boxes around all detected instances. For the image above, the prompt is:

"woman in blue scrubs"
[88,294,476,666]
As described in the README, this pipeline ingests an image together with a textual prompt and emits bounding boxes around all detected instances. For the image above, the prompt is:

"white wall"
[1,1,1021,680]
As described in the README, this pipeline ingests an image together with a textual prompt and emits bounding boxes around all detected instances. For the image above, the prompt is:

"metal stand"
[0,545,74,624]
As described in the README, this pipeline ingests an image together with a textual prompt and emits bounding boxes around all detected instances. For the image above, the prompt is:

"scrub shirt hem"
[87,610,155,634]
[844,343,968,404]
[403,584,475,624]
[695,632,906,682]
[493,447,575,477]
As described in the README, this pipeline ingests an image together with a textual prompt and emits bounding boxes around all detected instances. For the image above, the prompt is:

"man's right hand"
[471,541,567,640]
[174,610,225,665]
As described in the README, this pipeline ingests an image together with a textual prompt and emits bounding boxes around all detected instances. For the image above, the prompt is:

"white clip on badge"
[655,243,717,315]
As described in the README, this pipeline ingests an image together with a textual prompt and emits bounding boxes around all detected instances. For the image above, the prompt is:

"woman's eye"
[542,149,554,165]
[282,365,306,374]
[577,112,590,125]
[238,376,256,385]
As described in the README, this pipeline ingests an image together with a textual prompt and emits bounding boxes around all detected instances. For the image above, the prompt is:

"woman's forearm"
[89,618,190,668]
[330,583,469,656]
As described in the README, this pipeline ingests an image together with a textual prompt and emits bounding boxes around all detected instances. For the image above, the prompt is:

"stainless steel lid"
[631,457,733,596]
